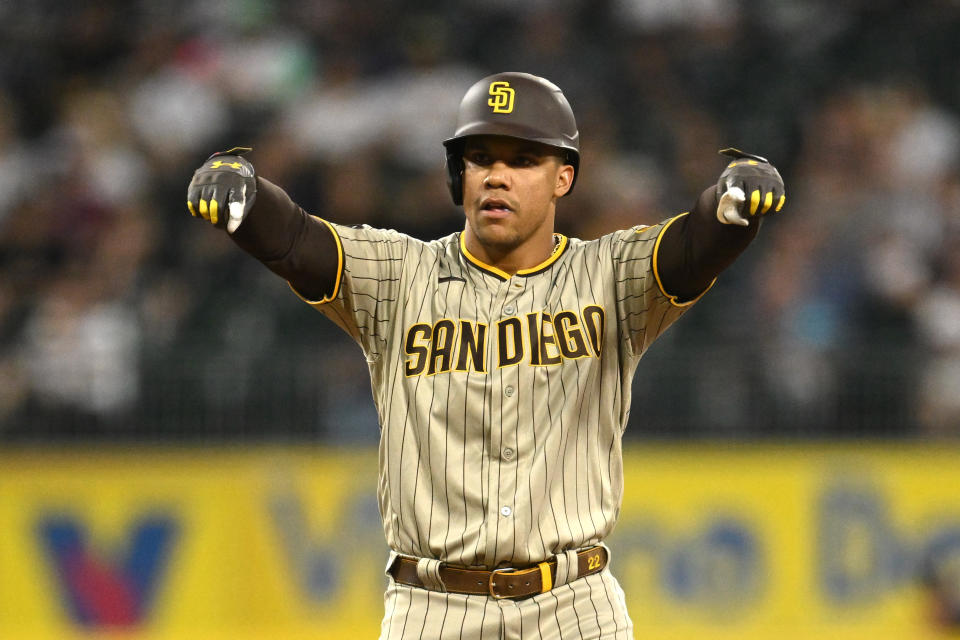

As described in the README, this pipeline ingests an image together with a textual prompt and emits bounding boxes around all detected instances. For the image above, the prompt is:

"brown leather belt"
[389,545,608,600]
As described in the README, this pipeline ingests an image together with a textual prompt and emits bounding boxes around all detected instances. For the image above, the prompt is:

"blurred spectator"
[20,272,140,427]
[916,238,960,435]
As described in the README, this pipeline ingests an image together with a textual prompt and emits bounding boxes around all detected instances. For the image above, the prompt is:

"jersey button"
[504,385,515,397]
[500,506,512,517]
[502,447,514,460]
[503,304,516,316]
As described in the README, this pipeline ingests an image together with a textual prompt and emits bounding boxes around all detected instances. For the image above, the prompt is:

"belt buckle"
[488,567,516,599]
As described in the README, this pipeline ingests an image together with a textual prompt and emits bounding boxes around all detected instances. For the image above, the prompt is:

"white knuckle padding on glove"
[717,186,748,226]
[226,184,249,234]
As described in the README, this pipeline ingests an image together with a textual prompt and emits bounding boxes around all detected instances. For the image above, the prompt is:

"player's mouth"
[479,198,514,218]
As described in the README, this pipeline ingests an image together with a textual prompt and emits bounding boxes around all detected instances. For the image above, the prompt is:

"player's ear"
[554,162,575,198]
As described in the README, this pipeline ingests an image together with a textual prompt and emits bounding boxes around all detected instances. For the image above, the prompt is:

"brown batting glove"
[187,147,257,234]
[715,148,785,226]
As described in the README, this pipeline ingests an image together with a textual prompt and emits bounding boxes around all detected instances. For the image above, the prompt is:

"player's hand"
[715,148,785,226]
[187,147,257,234]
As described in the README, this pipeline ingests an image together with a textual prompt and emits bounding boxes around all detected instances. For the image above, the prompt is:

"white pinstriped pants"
[378,566,634,639]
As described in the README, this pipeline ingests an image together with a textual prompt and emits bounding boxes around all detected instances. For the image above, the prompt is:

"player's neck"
[463,228,558,277]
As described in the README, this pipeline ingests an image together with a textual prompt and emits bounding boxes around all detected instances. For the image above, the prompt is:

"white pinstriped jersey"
[298,216,696,569]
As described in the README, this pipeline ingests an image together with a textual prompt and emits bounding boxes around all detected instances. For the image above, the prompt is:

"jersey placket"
[484,276,527,567]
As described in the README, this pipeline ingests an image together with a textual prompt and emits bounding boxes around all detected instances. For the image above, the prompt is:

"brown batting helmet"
[443,72,580,206]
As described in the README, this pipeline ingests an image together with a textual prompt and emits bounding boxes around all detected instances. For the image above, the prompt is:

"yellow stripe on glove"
[761,191,773,214]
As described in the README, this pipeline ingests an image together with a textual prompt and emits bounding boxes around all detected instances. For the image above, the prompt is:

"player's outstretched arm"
[655,148,786,302]
[186,149,340,301]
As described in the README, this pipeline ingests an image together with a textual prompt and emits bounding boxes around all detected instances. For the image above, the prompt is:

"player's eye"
[512,155,537,168]
[465,151,491,166]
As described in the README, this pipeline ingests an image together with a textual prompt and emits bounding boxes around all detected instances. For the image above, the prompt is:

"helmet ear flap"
[445,147,465,206]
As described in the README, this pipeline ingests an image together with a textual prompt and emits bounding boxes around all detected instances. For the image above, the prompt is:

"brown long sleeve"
[229,177,340,301]
[655,187,761,302]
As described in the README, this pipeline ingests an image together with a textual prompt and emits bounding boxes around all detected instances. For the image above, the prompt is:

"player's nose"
[482,161,510,189]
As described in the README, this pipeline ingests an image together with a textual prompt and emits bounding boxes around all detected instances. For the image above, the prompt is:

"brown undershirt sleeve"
[229,177,340,301]
[656,187,761,303]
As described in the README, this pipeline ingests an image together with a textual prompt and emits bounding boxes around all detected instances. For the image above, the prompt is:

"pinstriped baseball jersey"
[296,214,698,569]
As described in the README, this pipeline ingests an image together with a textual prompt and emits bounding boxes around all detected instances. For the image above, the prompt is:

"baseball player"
[187,72,784,639]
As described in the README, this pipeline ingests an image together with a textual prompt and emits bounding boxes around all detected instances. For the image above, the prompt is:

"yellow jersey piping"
[518,234,568,277]
[652,212,716,308]
[287,217,345,305]
[459,232,568,281]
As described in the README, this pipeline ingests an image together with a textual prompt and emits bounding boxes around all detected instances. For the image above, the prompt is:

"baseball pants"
[378,567,634,640]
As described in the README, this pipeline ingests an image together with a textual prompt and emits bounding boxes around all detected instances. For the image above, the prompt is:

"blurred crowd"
[1,0,959,442]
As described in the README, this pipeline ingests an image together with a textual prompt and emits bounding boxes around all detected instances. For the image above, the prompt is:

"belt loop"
[554,549,579,587]
[599,542,612,564]
[416,558,446,592]
[384,551,400,577]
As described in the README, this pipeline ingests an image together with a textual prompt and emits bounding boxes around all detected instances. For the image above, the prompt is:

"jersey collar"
[459,232,569,281]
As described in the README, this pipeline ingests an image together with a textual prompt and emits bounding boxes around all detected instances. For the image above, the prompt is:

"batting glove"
[187,147,257,234]
[715,148,785,226]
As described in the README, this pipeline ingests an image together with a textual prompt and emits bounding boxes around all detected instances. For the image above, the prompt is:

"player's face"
[460,136,574,270]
